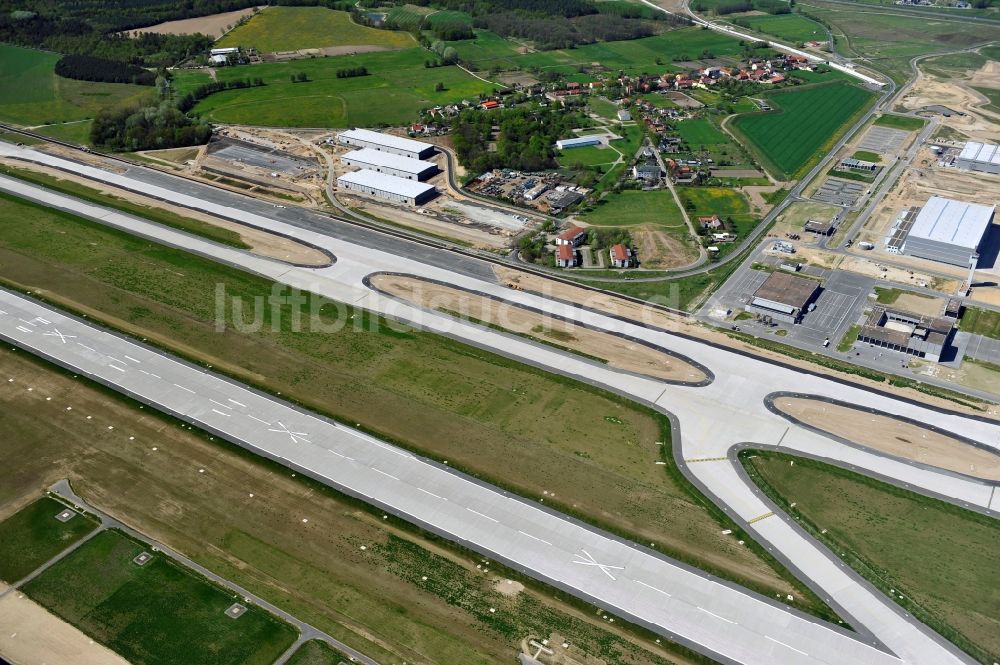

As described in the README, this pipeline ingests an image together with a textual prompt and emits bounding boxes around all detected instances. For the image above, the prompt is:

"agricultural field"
[385,4,435,30]
[732,81,875,178]
[742,450,1000,664]
[0,44,150,126]
[0,191,831,620]
[0,347,711,665]
[177,48,494,127]
[675,118,729,148]
[0,497,98,583]
[873,113,926,131]
[23,529,297,665]
[215,7,415,53]
[738,13,827,43]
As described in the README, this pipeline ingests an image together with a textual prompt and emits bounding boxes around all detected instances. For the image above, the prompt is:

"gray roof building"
[901,196,994,266]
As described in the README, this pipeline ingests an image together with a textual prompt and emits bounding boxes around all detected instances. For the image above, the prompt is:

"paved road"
[0,146,998,665]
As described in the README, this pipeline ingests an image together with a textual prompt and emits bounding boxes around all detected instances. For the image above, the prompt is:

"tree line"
[90,103,211,152]
[54,54,156,85]
[336,66,369,78]
[451,106,585,174]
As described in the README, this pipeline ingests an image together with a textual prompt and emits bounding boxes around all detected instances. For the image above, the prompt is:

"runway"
[0,143,996,665]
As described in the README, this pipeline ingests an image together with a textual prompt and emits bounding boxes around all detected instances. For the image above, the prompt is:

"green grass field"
[873,113,925,131]
[0,44,150,126]
[0,497,98,583]
[0,190,833,619]
[286,640,352,665]
[386,4,434,30]
[557,144,619,168]
[179,48,493,127]
[742,450,1000,664]
[741,14,827,43]
[216,6,415,52]
[959,306,1000,340]
[732,81,875,178]
[24,529,297,665]
[676,118,729,147]
[852,149,880,162]
[581,189,685,227]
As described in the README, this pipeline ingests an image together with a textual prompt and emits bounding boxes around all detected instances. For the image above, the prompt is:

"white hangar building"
[902,196,995,267]
[342,148,437,181]
[336,169,436,205]
[956,141,1000,175]
[337,128,435,160]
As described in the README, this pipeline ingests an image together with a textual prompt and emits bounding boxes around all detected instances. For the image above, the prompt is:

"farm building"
[342,149,437,181]
[901,196,994,267]
[556,244,578,267]
[338,128,435,160]
[956,141,1000,175]
[556,136,601,150]
[633,160,660,181]
[609,244,633,268]
[856,306,953,362]
[699,215,722,230]
[744,272,820,324]
[336,169,436,205]
[555,226,586,246]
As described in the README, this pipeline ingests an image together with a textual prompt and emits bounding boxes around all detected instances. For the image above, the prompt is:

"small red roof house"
[409,123,424,133]
[556,244,578,267]
[555,226,587,246]
[699,215,723,230]
[567,81,581,90]
[609,243,632,268]
[769,74,786,84]
[481,99,500,110]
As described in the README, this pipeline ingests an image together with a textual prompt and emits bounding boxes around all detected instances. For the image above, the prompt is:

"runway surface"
[0,143,997,665]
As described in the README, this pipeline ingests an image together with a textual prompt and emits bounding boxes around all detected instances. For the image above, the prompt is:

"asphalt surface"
[0,146,997,665]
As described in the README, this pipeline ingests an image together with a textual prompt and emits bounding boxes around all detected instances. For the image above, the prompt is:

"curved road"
[0,145,996,665]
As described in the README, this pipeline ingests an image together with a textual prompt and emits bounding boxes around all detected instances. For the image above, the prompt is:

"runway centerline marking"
[247,414,269,425]
[108,364,125,372]
[572,549,624,580]
[371,468,399,481]
[466,507,499,523]
[209,399,232,410]
[518,531,553,547]
[418,488,445,500]
[765,635,808,656]
[635,580,671,597]
[698,607,736,624]
[76,343,95,352]
[123,355,140,363]
[173,383,195,394]
[228,398,247,408]
[211,408,230,417]
[15,326,32,333]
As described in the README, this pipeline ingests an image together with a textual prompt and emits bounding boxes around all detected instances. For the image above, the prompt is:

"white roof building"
[210,47,240,56]
[902,196,995,266]
[956,141,1000,175]
[336,169,436,205]
[555,136,601,150]
[337,128,435,160]
[341,148,437,181]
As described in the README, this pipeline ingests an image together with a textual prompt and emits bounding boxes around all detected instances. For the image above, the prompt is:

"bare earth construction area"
[371,274,708,383]
[773,396,1000,481]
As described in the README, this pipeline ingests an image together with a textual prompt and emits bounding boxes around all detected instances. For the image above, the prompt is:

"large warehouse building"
[337,128,435,160]
[336,169,436,205]
[901,196,995,267]
[744,272,821,324]
[342,148,437,181]
[956,141,1000,175]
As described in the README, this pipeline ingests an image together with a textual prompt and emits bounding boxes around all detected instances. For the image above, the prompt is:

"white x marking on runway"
[267,420,311,444]
[42,329,76,343]
[572,549,624,581]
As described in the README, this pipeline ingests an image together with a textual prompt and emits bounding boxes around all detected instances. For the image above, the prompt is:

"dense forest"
[451,107,585,173]
[54,54,156,85]
[90,103,212,151]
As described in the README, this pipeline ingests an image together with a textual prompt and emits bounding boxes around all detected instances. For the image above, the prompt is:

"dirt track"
[372,274,708,383]
[0,587,130,665]
[775,397,1000,481]
[132,7,259,38]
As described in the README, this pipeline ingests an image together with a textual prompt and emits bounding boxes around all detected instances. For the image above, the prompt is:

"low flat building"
[856,306,953,362]
[617,109,632,121]
[556,136,601,150]
[556,244,578,267]
[804,219,834,235]
[840,157,878,173]
[341,149,437,181]
[901,196,994,267]
[610,243,633,268]
[744,272,821,324]
[548,190,584,212]
[336,169,436,205]
[956,141,1000,175]
[338,128,435,160]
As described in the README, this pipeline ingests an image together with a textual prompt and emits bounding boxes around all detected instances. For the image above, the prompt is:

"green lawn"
[557,144,618,168]
[0,497,98,583]
[180,48,494,127]
[581,189,685,227]
[732,81,875,178]
[959,306,1000,340]
[873,113,925,131]
[852,149,881,162]
[0,44,151,126]
[741,450,1000,664]
[24,529,297,665]
[675,118,729,147]
[286,640,352,665]
[741,14,827,43]
[216,6,415,52]
[678,186,749,216]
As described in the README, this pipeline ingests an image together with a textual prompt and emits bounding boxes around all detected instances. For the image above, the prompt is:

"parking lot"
[207,138,319,177]
[858,126,910,155]
[961,332,1000,366]
[813,177,866,206]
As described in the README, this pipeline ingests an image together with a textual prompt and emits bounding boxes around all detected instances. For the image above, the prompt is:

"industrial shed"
[856,306,952,362]
[744,272,820,324]
[342,149,437,181]
[901,196,994,267]
[337,169,436,205]
[556,136,601,150]
[956,141,1000,175]
[337,128,435,160]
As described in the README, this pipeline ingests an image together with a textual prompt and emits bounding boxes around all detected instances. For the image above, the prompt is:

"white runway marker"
[211,408,231,417]
[247,414,269,425]
[765,636,808,657]
[518,530,552,546]
[371,468,399,481]
[572,549,623,580]
[267,420,311,444]
[228,398,247,407]
[635,580,671,597]
[76,343,95,352]
[466,507,499,523]
[418,488,445,500]
[108,364,125,372]
[124,355,140,363]
[698,607,736,624]
[173,383,195,394]
[42,329,76,343]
